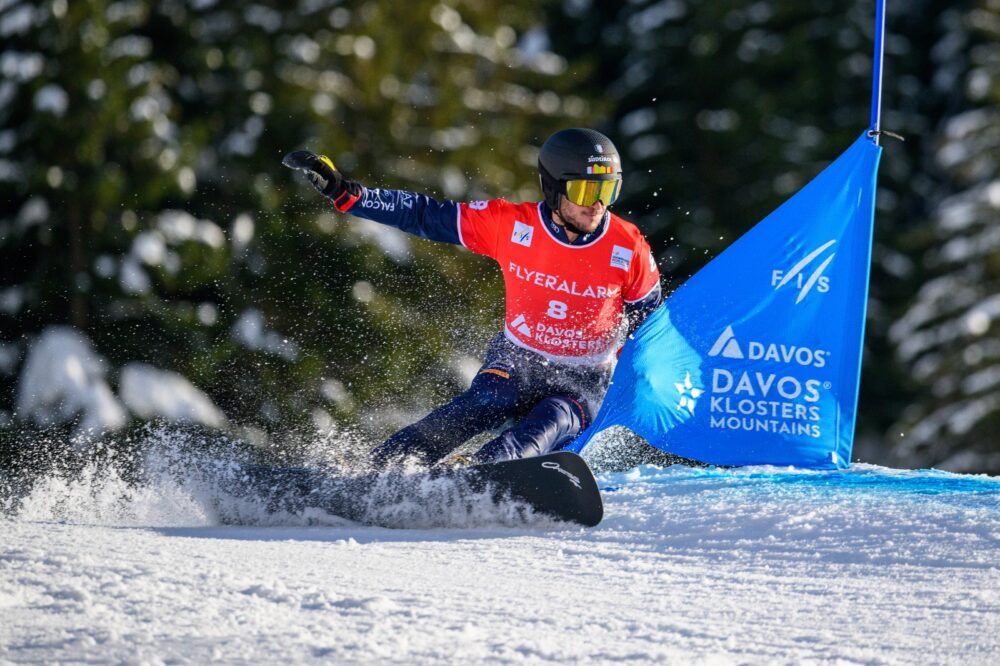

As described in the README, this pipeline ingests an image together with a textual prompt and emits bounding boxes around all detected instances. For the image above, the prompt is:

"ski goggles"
[564,178,622,207]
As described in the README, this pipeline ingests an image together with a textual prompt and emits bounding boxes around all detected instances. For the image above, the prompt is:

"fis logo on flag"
[511,221,533,247]
[771,240,837,304]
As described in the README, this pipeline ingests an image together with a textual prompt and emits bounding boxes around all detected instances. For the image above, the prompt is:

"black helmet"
[538,128,622,211]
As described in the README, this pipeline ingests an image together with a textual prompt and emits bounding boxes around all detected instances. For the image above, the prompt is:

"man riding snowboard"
[285,128,661,467]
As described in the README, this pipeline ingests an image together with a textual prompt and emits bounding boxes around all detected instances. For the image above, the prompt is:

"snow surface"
[2,436,998,664]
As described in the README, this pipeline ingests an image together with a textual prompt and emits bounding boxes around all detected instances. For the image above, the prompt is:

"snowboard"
[217,451,603,528]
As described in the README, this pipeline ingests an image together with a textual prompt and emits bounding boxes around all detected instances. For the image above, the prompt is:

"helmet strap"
[553,198,590,237]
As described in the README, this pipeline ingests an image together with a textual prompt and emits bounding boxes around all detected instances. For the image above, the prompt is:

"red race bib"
[459,200,659,364]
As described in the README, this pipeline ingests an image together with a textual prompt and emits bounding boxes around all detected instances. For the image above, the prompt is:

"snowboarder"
[284,128,661,467]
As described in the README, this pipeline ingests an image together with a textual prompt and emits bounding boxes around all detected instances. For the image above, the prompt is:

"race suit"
[339,187,662,465]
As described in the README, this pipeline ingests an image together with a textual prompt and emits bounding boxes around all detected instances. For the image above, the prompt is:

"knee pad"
[537,395,588,442]
[474,394,588,463]
[541,394,590,431]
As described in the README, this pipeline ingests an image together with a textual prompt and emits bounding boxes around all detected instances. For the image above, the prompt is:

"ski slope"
[2,455,998,664]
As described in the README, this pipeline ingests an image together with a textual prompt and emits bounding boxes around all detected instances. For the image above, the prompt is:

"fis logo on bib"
[610,245,633,271]
[511,221,533,247]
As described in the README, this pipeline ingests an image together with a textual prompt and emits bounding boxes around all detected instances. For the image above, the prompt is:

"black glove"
[282,150,362,212]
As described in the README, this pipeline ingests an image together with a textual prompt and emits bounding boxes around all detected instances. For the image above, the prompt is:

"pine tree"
[548,0,880,274]
[887,1,1000,472]
[0,0,596,444]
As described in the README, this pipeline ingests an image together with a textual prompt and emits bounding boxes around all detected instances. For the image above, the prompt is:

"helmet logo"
[587,164,616,174]
[595,144,604,153]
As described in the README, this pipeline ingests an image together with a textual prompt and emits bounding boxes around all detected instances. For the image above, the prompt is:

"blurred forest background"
[1,0,998,472]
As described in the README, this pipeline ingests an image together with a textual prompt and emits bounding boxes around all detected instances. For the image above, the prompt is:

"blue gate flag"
[568,133,882,468]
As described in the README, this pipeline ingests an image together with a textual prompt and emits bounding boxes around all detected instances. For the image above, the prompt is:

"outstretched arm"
[283,150,462,245]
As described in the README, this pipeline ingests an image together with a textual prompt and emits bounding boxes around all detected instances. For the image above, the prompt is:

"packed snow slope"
[2,448,998,664]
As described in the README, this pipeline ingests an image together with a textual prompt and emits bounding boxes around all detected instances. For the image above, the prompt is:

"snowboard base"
[217,451,603,528]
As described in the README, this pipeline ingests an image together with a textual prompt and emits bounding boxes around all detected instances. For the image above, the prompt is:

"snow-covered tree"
[887,3,1000,472]
[0,0,595,441]
[547,0,879,275]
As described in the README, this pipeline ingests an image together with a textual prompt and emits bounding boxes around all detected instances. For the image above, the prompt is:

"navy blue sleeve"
[623,282,663,338]
[345,187,462,245]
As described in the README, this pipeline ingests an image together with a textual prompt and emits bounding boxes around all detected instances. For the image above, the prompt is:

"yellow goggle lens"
[564,179,621,206]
